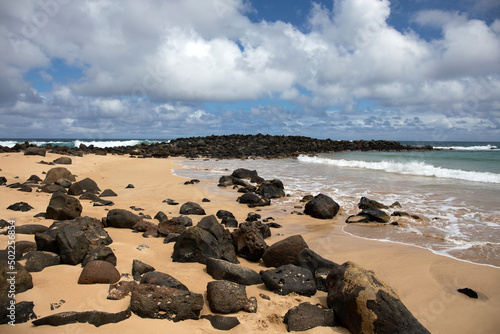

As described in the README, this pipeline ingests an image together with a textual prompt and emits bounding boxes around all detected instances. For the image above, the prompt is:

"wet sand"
[1,152,499,333]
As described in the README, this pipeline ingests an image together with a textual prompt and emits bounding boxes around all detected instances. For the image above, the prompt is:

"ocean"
[2,138,499,267]
[174,141,500,268]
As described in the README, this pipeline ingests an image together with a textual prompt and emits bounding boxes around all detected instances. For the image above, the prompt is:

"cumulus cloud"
[0,0,499,140]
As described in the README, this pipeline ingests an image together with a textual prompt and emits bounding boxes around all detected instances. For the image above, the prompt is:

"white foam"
[297,155,500,184]
[0,140,19,148]
[434,144,498,150]
[74,140,153,148]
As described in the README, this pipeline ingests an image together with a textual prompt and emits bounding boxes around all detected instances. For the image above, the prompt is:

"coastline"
[1,152,499,333]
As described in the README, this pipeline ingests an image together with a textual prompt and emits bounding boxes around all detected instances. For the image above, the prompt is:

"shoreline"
[1,152,499,333]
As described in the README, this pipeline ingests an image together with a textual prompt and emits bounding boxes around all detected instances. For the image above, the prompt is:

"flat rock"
[284,302,336,331]
[107,281,138,300]
[32,308,131,327]
[53,157,72,165]
[140,271,188,291]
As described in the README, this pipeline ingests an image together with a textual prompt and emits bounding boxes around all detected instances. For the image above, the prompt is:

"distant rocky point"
[0,134,434,159]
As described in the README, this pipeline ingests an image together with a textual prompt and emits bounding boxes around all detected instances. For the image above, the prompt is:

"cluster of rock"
[0,134,433,159]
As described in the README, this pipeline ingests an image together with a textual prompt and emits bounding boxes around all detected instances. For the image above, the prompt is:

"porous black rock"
[132,259,155,278]
[284,302,336,332]
[140,271,188,291]
[206,280,256,314]
[32,308,131,327]
[7,202,34,212]
[260,264,316,296]
[231,221,268,262]
[0,301,37,324]
[206,258,262,285]
[262,235,309,268]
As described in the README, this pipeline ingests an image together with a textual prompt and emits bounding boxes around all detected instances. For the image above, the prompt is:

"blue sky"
[1,0,499,141]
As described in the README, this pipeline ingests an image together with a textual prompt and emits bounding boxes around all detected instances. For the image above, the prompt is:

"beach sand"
[1,152,499,333]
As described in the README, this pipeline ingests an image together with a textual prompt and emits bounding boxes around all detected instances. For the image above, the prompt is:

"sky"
[1,0,500,141]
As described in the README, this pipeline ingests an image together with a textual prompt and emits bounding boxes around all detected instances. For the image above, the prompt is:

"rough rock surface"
[42,167,75,184]
[78,260,121,284]
[0,262,33,304]
[231,221,268,262]
[106,209,142,229]
[179,202,206,215]
[260,264,316,296]
[284,302,336,332]
[140,271,188,291]
[326,261,430,334]
[24,251,60,272]
[45,192,83,220]
[0,301,37,324]
[206,280,256,314]
[32,308,131,327]
[130,284,203,321]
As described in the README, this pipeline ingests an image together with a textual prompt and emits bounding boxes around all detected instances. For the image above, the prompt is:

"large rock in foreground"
[32,308,131,327]
[284,302,336,332]
[130,284,203,321]
[262,234,309,268]
[304,194,340,219]
[326,261,430,334]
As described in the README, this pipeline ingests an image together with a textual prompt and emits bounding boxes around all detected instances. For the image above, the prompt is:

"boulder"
[76,177,101,193]
[0,301,37,324]
[231,168,258,180]
[10,224,48,235]
[260,264,316,296]
[197,215,238,263]
[237,193,270,207]
[24,251,60,272]
[55,179,72,188]
[42,167,75,184]
[216,210,235,220]
[35,217,112,265]
[78,260,121,284]
[158,220,186,236]
[358,196,389,210]
[130,284,203,321]
[41,184,67,194]
[221,216,238,228]
[81,246,117,267]
[294,248,338,275]
[11,240,37,261]
[171,227,222,264]
[106,209,142,229]
[206,280,256,314]
[45,192,82,220]
[27,174,42,183]
[262,235,309,268]
[231,221,268,262]
[326,261,430,334]
[154,211,168,222]
[140,271,188,291]
[132,259,155,279]
[67,182,84,196]
[179,202,206,215]
[0,262,33,304]
[257,179,285,199]
[7,202,34,212]
[206,258,262,285]
[0,176,7,185]
[53,157,72,165]
[170,215,193,227]
[304,194,340,219]
[24,147,46,156]
[32,308,131,327]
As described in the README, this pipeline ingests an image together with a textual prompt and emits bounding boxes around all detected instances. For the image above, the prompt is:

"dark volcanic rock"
[107,281,138,300]
[81,246,117,267]
[0,300,37,324]
[262,235,309,268]
[78,260,120,284]
[7,202,34,212]
[24,251,60,272]
[326,261,430,334]
[304,194,340,219]
[237,193,270,207]
[100,189,117,197]
[42,184,67,194]
[32,308,131,327]
[10,224,48,235]
[24,147,46,156]
[284,302,336,332]
[201,314,240,330]
[294,248,338,275]
[206,258,262,285]
[458,288,479,299]
[0,262,33,304]
[260,264,316,296]
[257,179,285,200]
[358,196,389,210]
[197,215,238,263]
[45,192,82,220]
[231,168,258,180]
[206,280,256,314]
[231,221,268,262]
[130,284,203,321]
[0,176,7,185]
[76,177,101,192]
[172,226,222,264]
[67,182,84,196]
[179,202,206,215]
[10,240,37,260]
[140,271,188,291]
[132,259,155,278]
[106,209,142,229]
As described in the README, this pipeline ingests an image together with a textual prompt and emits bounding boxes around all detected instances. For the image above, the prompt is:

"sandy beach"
[1,152,499,333]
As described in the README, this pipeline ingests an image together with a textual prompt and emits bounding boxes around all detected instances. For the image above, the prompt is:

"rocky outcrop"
[304,194,340,219]
[326,261,430,334]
